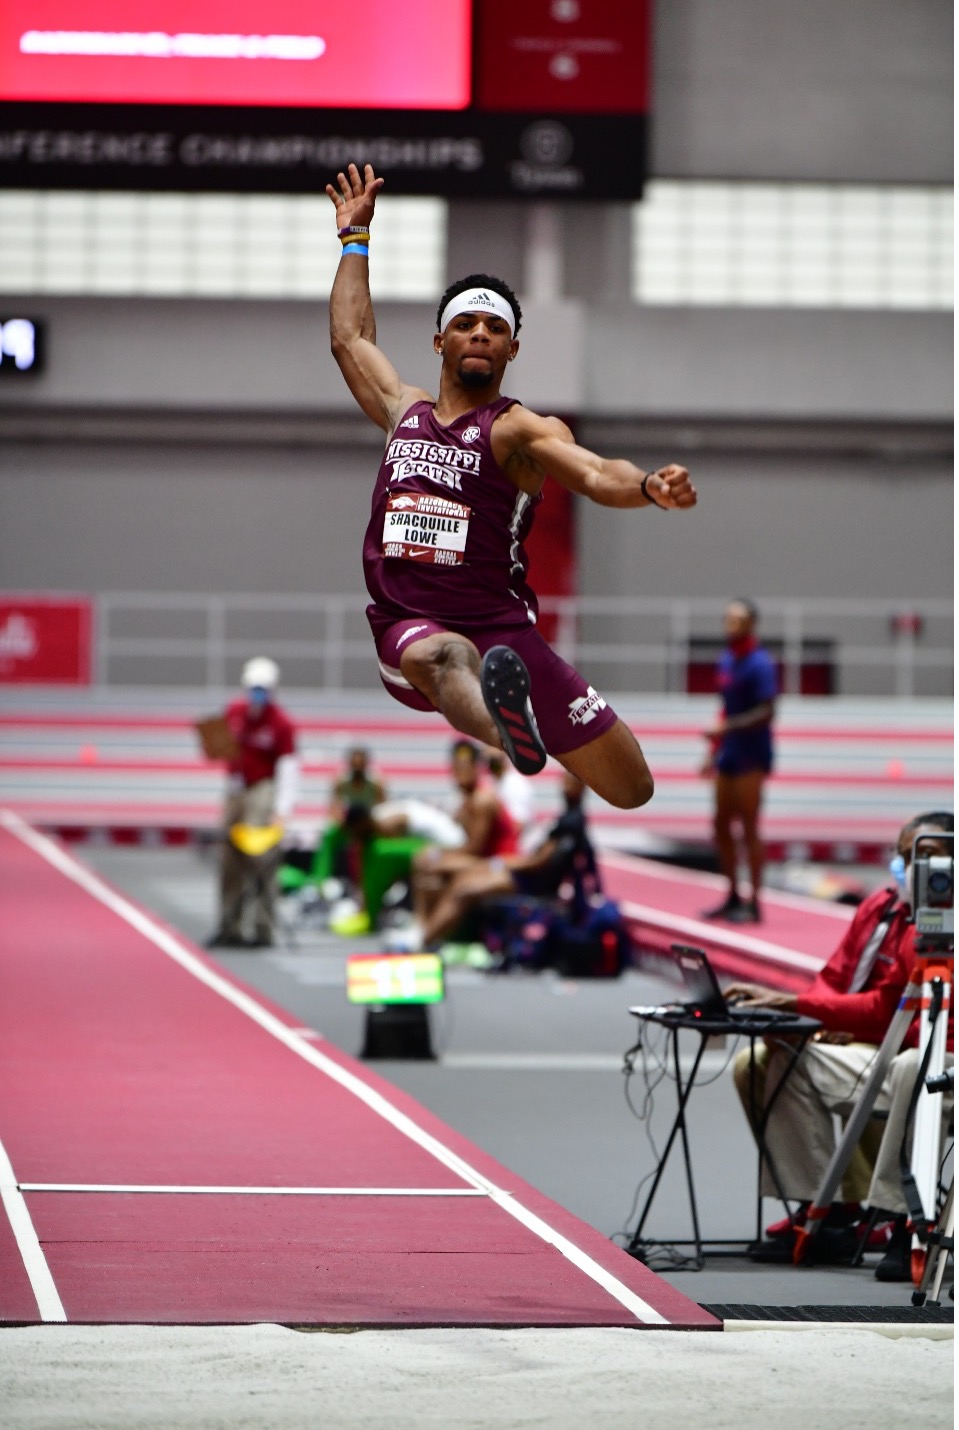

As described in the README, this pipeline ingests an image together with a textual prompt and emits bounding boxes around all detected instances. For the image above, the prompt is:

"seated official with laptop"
[723,810,954,1273]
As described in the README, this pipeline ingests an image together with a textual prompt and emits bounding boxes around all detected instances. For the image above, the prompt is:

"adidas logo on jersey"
[399,413,420,429]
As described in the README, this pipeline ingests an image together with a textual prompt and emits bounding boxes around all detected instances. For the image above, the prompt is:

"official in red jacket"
[726,810,953,1269]
[207,657,299,949]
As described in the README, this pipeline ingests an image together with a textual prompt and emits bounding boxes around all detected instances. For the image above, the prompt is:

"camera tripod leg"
[909,974,950,1226]
[793,993,917,1265]
[912,1181,953,1307]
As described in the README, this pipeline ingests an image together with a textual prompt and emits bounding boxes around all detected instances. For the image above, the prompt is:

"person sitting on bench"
[386,770,596,952]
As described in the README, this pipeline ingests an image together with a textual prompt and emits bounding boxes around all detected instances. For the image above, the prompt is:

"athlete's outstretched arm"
[497,408,697,511]
[327,163,429,433]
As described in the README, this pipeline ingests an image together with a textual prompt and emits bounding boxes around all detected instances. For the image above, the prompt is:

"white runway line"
[0,1138,67,1323]
[1,809,673,1327]
[20,1184,488,1197]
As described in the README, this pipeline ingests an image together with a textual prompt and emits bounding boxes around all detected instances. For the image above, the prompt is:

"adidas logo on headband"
[439,287,516,338]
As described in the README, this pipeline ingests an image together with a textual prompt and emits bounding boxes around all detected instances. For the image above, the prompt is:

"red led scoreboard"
[0,1,650,196]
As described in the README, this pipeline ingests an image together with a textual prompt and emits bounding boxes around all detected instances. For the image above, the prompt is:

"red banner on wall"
[524,481,575,648]
[0,595,93,683]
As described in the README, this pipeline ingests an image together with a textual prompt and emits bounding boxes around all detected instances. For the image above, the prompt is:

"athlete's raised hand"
[646,464,697,510]
[325,162,384,232]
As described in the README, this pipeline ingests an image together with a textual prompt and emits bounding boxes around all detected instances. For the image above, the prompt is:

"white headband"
[439,287,516,338]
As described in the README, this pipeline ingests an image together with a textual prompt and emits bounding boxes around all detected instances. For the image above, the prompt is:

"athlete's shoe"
[205,929,246,949]
[701,892,743,921]
[726,898,762,924]
[384,923,425,954]
[480,646,547,776]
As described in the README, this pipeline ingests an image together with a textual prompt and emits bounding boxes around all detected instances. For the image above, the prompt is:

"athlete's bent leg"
[399,631,503,750]
[422,861,517,947]
[556,719,654,809]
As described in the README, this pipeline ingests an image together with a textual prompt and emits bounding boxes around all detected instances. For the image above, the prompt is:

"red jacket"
[796,886,921,1045]
[225,698,296,788]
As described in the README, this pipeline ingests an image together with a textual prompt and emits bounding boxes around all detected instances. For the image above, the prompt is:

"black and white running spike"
[480,645,547,776]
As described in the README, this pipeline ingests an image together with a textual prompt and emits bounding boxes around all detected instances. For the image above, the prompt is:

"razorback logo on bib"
[382,492,471,566]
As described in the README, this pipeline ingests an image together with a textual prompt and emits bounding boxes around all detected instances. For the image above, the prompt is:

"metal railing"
[93,591,954,699]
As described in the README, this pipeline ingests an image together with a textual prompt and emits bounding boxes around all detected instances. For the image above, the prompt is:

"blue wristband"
[341,243,369,257]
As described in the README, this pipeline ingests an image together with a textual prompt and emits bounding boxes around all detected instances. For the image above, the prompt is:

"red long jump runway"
[0,811,717,1331]
[599,852,855,991]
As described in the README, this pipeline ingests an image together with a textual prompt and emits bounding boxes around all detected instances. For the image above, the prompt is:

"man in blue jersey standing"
[701,599,777,923]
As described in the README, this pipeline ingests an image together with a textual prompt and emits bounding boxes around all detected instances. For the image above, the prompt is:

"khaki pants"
[735,1039,952,1206]
[218,779,277,941]
[734,1040,885,1202]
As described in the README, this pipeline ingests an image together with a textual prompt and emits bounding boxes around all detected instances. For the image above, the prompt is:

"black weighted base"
[361,1003,436,1060]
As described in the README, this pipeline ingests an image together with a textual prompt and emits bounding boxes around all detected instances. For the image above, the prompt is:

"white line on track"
[442,1053,623,1071]
[617,898,825,974]
[1,809,670,1327]
[442,1051,733,1074]
[600,850,856,921]
[21,1184,488,1196]
[0,1137,67,1322]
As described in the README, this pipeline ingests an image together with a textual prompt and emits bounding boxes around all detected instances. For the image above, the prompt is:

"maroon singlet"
[363,397,542,640]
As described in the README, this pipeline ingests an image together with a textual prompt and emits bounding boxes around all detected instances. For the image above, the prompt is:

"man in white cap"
[327,163,697,811]
[207,656,299,948]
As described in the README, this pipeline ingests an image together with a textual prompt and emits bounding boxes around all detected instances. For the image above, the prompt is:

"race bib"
[382,492,471,566]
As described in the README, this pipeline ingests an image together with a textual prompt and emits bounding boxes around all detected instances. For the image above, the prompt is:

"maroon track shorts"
[371,614,619,757]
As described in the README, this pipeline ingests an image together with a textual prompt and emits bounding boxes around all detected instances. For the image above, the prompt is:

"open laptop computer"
[630,944,802,1027]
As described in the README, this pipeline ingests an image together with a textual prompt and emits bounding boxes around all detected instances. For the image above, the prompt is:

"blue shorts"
[715,752,773,777]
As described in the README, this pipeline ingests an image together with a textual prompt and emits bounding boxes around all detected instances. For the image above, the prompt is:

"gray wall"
[1,431,950,695]
[577,448,952,605]
[0,0,951,694]
[0,297,951,617]
[2,431,950,605]
[0,439,370,595]
[0,297,951,424]
[653,0,952,182]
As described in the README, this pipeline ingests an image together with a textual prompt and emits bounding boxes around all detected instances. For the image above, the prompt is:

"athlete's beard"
[457,361,496,390]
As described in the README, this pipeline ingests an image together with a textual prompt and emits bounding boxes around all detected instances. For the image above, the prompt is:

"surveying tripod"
[793,949,953,1291]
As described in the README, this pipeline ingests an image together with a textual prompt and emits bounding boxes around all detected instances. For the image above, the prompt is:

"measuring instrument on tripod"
[794,833,954,1296]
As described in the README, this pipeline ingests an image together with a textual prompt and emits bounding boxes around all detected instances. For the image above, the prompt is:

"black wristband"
[641,473,664,509]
